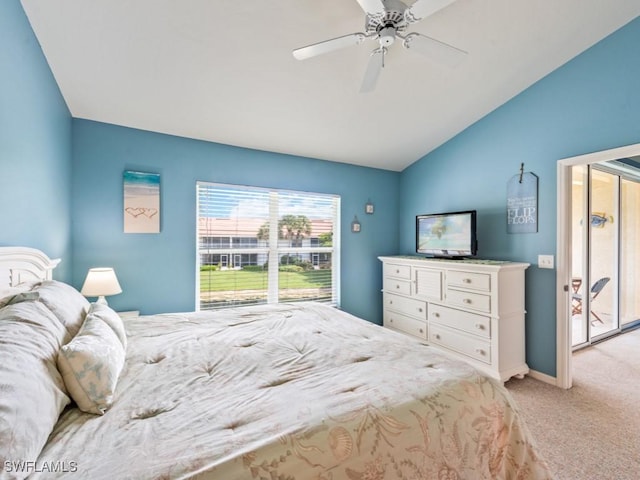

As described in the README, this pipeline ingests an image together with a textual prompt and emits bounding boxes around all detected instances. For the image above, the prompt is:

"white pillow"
[87,303,127,349]
[57,314,125,415]
[0,283,37,308]
[0,302,70,472]
[33,280,90,338]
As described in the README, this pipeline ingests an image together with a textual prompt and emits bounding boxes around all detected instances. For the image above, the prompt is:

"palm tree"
[279,214,311,247]
[256,222,270,242]
[256,215,312,247]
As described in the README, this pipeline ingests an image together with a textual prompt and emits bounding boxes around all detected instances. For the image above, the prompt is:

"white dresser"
[379,256,530,382]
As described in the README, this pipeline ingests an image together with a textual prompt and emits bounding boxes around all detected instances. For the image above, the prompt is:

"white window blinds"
[196,182,340,310]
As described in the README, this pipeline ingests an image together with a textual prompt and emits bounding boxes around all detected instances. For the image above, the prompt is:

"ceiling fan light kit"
[292,0,467,92]
[378,26,397,46]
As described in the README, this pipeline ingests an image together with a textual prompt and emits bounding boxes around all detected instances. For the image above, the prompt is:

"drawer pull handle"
[396,269,400,274]
[475,348,486,355]
[433,312,440,318]
[475,323,484,330]
[418,308,423,313]
[463,278,472,283]
[434,334,441,340]
[396,285,400,289]
[463,298,472,304]
[389,319,394,323]
[419,328,424,334]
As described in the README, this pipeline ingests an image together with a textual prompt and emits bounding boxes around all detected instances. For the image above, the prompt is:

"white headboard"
[0,247,61,288]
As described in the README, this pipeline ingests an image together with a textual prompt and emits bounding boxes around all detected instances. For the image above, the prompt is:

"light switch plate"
[538,255,554,269]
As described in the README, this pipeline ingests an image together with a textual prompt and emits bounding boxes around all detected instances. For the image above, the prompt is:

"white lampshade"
[81,268,122,305]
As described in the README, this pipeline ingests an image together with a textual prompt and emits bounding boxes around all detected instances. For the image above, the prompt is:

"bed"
[0,247,553,479]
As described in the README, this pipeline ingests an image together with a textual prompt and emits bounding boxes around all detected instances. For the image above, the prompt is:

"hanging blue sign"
[507,171,538,233]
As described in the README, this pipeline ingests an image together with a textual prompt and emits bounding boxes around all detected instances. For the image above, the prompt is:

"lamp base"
[96,296,109,306]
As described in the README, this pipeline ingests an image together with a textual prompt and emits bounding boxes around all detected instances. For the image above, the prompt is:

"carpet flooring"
[505,328,640,480]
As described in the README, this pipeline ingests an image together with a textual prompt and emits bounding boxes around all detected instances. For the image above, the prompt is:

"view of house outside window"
[196,182,340,310]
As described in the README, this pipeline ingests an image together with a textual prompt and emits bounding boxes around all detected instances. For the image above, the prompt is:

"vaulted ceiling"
[21,0,640,171]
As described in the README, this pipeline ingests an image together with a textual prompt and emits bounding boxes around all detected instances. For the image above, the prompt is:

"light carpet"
[505,328,640,480]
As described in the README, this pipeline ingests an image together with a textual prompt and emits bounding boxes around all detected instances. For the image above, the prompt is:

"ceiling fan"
[292,0,467,93]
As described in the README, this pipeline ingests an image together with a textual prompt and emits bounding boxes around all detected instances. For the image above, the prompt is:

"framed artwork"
[365,199,374,214]
[351,215,361,233]
[123,171,160,233]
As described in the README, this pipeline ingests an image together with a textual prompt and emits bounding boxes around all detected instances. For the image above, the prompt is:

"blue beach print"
[124,171,160,233]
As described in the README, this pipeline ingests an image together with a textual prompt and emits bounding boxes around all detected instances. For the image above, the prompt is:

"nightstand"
[118,310,140,320]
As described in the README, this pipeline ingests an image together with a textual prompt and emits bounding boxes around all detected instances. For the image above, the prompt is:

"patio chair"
[571,277,610,325]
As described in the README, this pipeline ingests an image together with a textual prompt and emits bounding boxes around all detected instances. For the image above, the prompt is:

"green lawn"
[200,269,331,291]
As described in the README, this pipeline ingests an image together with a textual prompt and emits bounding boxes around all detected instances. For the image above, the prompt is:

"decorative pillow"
[0,302,71,472]
[57,314,125,415]
[31,280,90,338]
[87,303,127,349]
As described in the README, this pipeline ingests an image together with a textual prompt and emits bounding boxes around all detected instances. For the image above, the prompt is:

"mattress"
[30,302,552,479]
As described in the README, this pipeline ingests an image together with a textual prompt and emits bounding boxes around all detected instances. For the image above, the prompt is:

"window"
[197,182,340,310]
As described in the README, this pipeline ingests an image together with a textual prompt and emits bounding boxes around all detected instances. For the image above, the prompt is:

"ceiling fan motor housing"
[365,0,408,36]
[379,26,396,45]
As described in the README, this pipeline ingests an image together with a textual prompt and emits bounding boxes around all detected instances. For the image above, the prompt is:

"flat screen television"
[416,210,478,258]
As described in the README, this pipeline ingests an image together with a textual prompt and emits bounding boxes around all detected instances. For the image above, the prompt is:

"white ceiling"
[21,0,640,172]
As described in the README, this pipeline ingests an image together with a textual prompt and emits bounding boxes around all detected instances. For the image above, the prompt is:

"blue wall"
[0,0,73,280]
[71,120,399,320]
[400,16,640,377]
[4,0,640,379]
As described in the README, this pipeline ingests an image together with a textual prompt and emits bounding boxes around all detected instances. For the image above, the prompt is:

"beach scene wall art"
[123,170,160,233]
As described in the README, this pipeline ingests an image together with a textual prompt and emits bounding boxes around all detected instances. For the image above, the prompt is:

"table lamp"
[81,267,122,306]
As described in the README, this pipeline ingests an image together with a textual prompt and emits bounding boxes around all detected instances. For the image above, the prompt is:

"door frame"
[556,142,640,389]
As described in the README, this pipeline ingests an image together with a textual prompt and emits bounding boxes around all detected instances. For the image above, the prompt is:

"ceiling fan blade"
[402,32,466,67]
[293,33,366,60]
[355,0,386,14]
[360,48,384,93]
[405,0,456,23]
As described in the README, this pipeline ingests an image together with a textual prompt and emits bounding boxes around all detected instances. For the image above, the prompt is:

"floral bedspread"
[33,302,553,479]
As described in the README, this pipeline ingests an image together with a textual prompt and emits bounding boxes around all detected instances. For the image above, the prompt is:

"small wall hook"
[519,163,524,183]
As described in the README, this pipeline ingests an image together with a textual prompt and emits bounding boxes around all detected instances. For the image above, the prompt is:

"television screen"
[416,210,477,258]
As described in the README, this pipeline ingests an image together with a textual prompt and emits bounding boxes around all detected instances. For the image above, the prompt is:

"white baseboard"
[527,369,558,386]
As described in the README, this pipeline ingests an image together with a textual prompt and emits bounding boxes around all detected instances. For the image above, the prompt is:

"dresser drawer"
[383,263,411,280]
[429,304,490,338]
[383,293,427,320]
[383,277,412,296]
[384,311,428,340]
[446,288,491,313]
[447,270,491,292]
[430,324,491,364]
